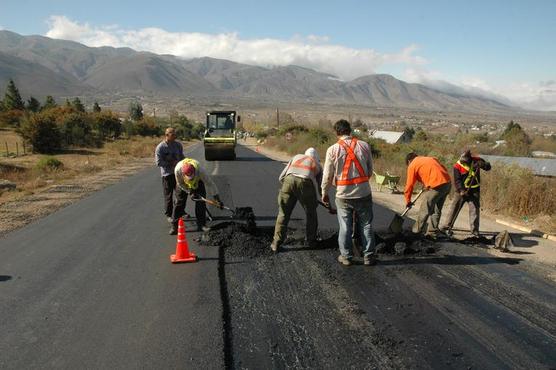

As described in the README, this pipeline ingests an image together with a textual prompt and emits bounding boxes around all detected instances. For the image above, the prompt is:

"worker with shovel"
[404,152,451,239]
[270,148,323,253]
[169,158,223,234]
[322,120,376,267]
[442,150,491,237]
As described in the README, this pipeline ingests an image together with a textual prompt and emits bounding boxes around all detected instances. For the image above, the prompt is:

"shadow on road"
[0,275,12,282]
[380,255,523,266]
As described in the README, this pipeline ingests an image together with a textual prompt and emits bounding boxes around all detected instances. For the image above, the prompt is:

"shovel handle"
[400,188,425,217]
[191,195,231,211]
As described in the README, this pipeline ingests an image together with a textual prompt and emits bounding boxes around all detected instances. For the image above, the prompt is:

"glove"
[322,194,330,206]
[406,201,414,208]
[213,194,224,209]
[459,190,467,196]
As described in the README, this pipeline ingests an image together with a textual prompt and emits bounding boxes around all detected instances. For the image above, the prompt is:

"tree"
[414,127,428,141]
[27,96,41,112]
[501,121,531,156]
[19,112,63,153]
[72,97,85,112]
[403,126,415,140]
[93,111,121,139]
[4,79,25,110]
[42,96,57,110]
[129,101,143,121]
[93,101,101,113]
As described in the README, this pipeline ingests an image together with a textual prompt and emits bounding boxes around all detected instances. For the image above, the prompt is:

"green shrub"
[19,112,62,153]
[35,156,63,171]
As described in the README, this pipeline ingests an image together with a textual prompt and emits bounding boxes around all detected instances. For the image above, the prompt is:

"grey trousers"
[413,182,451,234]
[444,188,480,234]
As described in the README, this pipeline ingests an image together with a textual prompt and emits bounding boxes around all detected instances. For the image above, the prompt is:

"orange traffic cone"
[170,218,197,263]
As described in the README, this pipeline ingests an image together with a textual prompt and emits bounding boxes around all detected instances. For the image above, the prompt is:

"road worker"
[170,158,223,234]
[321,119,376,266]
[404,152,451,238]
[270,147,323,252]
[442,150,491,237]
[155,127,185,223]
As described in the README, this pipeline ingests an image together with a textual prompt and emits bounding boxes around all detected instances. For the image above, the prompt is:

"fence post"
[16,142,19,157]
[5,141,8,157]
[23,141,26,155]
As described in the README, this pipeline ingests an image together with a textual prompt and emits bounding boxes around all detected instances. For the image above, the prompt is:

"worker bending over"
[442,150,491,237]
[170,158,223,234]
[404,152,451,238]
[270,148,322,252]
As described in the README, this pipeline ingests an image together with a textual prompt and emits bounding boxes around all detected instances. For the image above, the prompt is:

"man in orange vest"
[442,150,491,237]
[321,120,376,266]
[404,152,451,238]
[270,147,322,252]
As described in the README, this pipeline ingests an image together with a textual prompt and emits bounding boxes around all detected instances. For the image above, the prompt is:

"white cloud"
[44,15,427,81]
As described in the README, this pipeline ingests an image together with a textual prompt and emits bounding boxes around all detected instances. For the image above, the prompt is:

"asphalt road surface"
[1,143,555,369]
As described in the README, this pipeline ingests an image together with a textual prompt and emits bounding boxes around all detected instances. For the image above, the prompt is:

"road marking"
[212,161,220,176]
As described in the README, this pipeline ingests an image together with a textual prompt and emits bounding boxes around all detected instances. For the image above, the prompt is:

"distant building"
[532,151,556,159]
[480,155,556,177]
[369,130,410,144]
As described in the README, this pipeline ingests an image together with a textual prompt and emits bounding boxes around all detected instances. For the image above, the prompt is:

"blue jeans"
[335,195,375,259]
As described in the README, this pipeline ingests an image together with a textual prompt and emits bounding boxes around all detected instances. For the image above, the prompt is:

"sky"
[1,0,555,109]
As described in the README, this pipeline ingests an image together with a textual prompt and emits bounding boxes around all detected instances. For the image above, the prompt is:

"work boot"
[363,254,377,266]
[337,255,352,266]
[166,216,173,223]
[270,241,280,253]
[169,222,178,235]
[306,239,320,249]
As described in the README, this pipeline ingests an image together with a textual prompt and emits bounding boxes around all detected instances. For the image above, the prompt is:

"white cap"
[305,147,320,166]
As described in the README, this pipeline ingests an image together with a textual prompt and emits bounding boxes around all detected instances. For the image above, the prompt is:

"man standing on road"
[442,150,491,237]
[155,127,185,224]
[170,158,223,234]
[404,152,451,238]
[321,120,376,267]
[270,147,323,253]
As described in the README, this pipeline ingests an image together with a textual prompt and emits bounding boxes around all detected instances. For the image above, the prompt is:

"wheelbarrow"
[373,171,401,193]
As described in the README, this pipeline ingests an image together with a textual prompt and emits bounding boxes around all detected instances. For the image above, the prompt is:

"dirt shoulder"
[0,138,195,237]
[244,138,556,271]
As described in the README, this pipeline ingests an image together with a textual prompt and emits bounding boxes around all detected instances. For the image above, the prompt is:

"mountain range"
[0,30,514,113]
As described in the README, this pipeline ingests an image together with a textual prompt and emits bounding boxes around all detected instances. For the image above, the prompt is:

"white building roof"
[369,130,405,144]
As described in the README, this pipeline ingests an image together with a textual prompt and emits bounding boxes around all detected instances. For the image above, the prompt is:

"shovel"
[388,189,425,234]
[191,194,235,217]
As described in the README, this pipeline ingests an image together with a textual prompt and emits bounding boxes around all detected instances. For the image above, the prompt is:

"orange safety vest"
[336,138,369,186]
[290,155,317,173]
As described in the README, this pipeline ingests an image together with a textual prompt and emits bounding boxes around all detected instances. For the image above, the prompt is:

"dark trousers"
[172,181,207,228]
[161,175,177,217]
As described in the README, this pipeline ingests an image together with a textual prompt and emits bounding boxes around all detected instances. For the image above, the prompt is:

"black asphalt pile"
[233,207,256,232]
[375,231,437,255]
[199,221,274,259]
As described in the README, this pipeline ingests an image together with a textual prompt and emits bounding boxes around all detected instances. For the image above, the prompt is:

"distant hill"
[0,30,514,112]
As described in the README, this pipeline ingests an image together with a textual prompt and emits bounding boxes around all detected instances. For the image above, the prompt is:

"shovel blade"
[388,214,405,234]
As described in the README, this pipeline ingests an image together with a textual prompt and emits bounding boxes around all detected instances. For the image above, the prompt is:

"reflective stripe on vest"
[183,158,200,190]
[291,155,316,172]
[456,160,479,189]
[336,138,369,186]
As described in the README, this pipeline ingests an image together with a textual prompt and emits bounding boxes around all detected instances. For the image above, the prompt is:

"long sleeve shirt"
[321,135,373,199]
[453,157,491,192]
[404,156,451,204]
[174,160,219,196]
[155,140,184,177]
[279,154,323,195]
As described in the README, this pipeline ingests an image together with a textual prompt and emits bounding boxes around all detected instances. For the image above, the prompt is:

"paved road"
[1,143,555,369]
